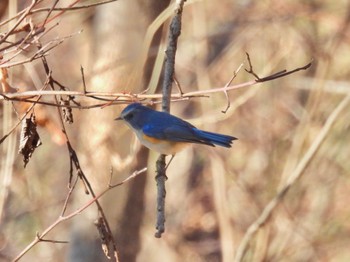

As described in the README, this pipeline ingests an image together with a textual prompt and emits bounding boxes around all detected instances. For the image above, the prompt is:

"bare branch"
[234,92,350,262]
[12,168,147,262]
[0,0,39,45]
[0,58,311,103]
[31,0,120,13]
[155,0,186,238]
[222,63,244,113]
[0,72,52,145]
[245,52,312,82]
[0,26,45,53]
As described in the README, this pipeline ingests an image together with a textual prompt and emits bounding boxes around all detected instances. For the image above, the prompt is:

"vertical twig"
[155,0,186,238]
[161,0,185,112]
[35,29,119,258]
[154,155,166,238]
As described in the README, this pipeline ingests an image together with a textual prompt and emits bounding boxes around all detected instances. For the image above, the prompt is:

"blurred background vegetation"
[1,0,350,261]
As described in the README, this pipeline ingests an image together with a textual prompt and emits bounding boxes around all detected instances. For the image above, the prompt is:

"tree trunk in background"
[68,1,170,261]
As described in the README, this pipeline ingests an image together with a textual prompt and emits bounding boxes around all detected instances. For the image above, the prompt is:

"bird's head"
[115,103,150,130]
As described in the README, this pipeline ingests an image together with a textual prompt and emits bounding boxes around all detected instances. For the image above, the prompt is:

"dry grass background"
[1,0,350,261]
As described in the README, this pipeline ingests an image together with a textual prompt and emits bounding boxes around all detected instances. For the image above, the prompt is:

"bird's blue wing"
[142,123,168,140]
[142,121,215,146]
[141,111,236,147]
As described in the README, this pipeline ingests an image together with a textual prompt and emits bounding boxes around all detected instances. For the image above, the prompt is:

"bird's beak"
[114,116,123,121]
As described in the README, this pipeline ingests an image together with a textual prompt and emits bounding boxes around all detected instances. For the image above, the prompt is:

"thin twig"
[245,52,312,82]
[234,92,350,262]
[0,27,45,53]
[37,34,119,259]
[36,232,69,244]
[12,168,147,262]
[0,73,52,145]
[0,59,311,101]
[38,0,80,27]
[41,0,59,27]
[81,66,88,94]
[0,27,83,68]
[0,0,39,45]
[173,75,184,95]
[31,0,119,13]
[222,63,244,113]
[0,0,117,29]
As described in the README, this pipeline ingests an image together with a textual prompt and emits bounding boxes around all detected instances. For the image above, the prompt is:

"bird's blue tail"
[194,129,237,148]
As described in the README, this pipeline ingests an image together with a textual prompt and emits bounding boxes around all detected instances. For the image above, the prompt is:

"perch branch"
[155,0,186,238]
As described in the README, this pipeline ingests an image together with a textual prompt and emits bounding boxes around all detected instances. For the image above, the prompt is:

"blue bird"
[115,103,237,156]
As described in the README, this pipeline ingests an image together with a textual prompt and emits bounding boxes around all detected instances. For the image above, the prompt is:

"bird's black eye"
[125,113,134,120]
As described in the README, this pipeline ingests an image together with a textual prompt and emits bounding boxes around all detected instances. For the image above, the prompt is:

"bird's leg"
[165,154,175,172]
[155,154,175,180]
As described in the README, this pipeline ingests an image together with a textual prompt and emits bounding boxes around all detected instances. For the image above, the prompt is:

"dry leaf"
[94,217,113,259]
[18,114,42,168]
[0,68,18,93]
[17,103,66,145]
